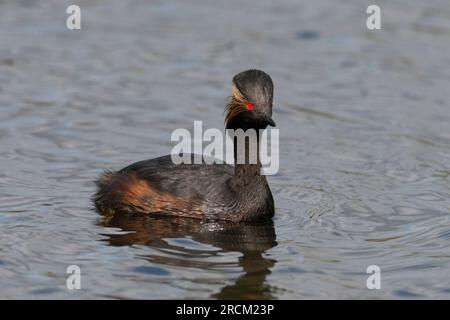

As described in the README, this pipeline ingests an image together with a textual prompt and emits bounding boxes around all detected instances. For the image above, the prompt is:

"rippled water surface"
[1,0,450,299]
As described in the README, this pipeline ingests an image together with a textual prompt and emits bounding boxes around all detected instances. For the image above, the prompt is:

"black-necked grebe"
[94,69,276,221]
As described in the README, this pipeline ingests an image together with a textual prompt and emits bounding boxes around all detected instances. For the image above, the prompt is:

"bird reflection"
[98,213,277,299]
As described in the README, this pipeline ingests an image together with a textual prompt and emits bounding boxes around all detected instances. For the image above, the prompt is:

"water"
[1,0,450,299]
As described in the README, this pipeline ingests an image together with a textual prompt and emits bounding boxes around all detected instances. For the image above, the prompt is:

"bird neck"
[230,131,267,188]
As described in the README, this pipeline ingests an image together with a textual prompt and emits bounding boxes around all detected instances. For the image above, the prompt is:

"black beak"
[260,113,276,127]
[266,116,276,127]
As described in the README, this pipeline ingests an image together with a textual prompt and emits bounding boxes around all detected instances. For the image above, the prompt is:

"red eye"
[246,102,254,110]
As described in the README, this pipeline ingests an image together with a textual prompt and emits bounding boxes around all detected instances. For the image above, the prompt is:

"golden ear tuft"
[225,84,251,128]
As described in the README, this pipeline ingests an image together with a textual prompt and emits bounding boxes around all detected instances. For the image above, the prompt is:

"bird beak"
[266,116,276,127]
[260,113,276,127]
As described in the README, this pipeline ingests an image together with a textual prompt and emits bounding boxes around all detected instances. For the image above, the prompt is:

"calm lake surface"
[1,0,449,299]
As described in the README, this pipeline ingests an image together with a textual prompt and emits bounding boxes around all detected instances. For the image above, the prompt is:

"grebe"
[94,69,276,221]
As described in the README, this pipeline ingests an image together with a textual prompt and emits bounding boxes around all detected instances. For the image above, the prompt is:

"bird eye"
[246,103,254,110]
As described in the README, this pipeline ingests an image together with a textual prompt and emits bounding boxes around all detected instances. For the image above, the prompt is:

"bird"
[94,69,276,222]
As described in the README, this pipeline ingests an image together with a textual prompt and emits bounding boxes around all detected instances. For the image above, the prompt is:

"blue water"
[0,0,449,299]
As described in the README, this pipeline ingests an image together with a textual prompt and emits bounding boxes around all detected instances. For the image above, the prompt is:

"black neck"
[231,131,267,188]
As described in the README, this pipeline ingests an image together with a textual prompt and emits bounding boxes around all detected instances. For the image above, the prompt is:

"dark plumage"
[94,69,276,222]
